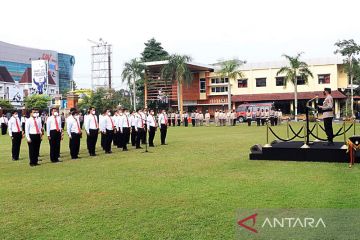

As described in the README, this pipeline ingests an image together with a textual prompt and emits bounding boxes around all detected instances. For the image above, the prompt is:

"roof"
[19,67,56,85]
[143,60,214,72]
[232,90,346,102]
[0,66,15,83]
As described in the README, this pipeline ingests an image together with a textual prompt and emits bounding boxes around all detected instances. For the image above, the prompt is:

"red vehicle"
[236,102,274,122]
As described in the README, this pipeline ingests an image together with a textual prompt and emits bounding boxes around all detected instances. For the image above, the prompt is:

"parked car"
[235,102,274,122]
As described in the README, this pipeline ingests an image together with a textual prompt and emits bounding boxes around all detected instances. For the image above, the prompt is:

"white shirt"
[8,116,22,137]
[147,114,157,128]
[130,114,136,127]
[21,116,26,124]
[25,117,42,141]
[100,115,115,132]
[46,115,62,136]
[134,113,144,130]
[140,112,146,126]
[0,116,8,124]
[205,113,210,119]
[113,114,120,129]
[66,116,81,136]
[158,113,168,125]
[322,95,334,118]
[84,114,99,134]
[119,114,131,132]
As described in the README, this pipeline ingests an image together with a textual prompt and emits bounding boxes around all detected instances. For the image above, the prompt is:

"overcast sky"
[1,0,360,89]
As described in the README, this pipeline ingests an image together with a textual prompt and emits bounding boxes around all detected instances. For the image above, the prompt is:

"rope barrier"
[289,124,305,138]
[308,130,328,141]
[268,126,303,142]
[334,123,354,137]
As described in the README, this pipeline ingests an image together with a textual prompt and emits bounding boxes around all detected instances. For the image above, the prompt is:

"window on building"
[50,89,55,94]
[318,74,330,84]
[0,86,2,91]
[297,76,306,85]
[211,77,229,84]
[276,77,285,86]
[200,78,206,93]
[256,78,266,87]
[211,86,228,93]
[238,79,248,88]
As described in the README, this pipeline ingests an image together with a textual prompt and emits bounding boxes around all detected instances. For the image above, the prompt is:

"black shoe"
[12,158,18,161]
[149,145,155,147]
[91,153,97,156]
[161,143,167,145]
[71,157,78,160]
[136,147,143,149]
[105,151,112,154]
[123,149,128,151]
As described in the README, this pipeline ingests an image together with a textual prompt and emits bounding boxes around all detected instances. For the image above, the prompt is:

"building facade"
[0,41,75,104]
[144,58,349,118]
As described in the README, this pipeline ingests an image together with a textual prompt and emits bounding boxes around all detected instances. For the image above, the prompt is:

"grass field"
[1,122,360,239]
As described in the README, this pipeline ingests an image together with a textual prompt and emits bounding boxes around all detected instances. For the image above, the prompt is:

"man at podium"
[318,88,334,145]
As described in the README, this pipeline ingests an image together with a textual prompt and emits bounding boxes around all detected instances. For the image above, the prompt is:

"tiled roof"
[232,90,346,102]
[0,66,15,83]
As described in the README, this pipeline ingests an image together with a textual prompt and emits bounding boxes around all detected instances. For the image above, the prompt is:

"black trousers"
[11,132,22,160]
[28,134,41,165]
[274,118,278,126]
[1,123,7,135]
[87,129,98,155]
[69,133,81,159]
[104,129,114,153]
[131,126,136,146]
[172,119,176,126]
[142,124,147,144]
[122,127,130,150]
[324,117,334,142]
[192,119,195,127]
[256,118,260,126]
[247,118,251,126]
[148,126,156,146]
[136,128,144,148]
[49,130,61,162]
[61,122,65,129]
[233,119,236,126]
[261,118,266,126]
[115,130,122,147]
[184,119,188,127]
[177,119,181,126]
[160,124,167,144]
[22,123,25,132]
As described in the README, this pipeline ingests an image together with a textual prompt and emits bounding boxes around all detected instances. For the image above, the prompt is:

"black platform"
[250,141,349,163]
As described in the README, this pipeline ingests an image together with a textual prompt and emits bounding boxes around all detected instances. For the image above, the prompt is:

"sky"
[1,0,360,89]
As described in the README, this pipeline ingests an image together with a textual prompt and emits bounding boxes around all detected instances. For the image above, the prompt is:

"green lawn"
[1,123,360,239]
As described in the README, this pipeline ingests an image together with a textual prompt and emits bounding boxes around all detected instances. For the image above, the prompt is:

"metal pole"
[264,121,271,147]
[354,118,356,136]
[301,122,309,148]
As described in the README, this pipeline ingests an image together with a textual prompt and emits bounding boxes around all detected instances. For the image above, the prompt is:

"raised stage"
[250,141,349,163]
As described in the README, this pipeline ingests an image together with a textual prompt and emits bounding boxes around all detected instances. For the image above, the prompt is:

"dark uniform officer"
[8,110,22,161]
[319,88,334,145]
[46,108,63,163]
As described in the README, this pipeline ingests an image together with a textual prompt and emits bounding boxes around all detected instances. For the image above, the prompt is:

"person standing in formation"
[198,111,204,126]
[158,109,168,145]
[79,112,84,129]
[1,114,8,135]
[231,110,236,126]
[8,110,23,161]
[269,108,275,126]
[113,109,121,148]
[205,110,210,126]
[67,108,82,159]
[135,109,145,149]
[21,110,27,132]
[25,108,42,166]
[194,110,200,127]
[265,109,270,125]
[99,111,106,150]
[246,109,252,126]
[260,109,266,126]
[319,88,334,146]
[182,111,189,127]
[176,111,181,126]
[218,110,224,126]
[171,111,176,127]
[191,111,196,127]
[46,108,63,163]
[226,110,231,126]
[277,109,282,125]
[147,109,157,147]
[130,110,137,146]
[119,108,131,151]
[85,107,99,157]
[141,109,148,144]
[101,109,115,154]
[256,108,261,126]
[214,109,219,127]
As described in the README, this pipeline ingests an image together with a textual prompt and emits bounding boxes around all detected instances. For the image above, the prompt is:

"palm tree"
[216,59,245,110]
[121,59,144,111]
[277,53,313,121]
[161,54,193,114]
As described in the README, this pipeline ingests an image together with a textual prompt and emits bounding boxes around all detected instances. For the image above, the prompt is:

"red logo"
[237,213,258,233]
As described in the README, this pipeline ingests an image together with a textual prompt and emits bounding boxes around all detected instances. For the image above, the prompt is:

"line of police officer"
[7,107,168,167]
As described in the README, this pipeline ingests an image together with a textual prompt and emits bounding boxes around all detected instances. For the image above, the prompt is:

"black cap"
[324,88,331,94]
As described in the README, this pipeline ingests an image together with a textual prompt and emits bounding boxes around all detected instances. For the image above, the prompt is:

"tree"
[334,39,360,117]
[216,59,245,110]
[141,38,169,62]
[121,59,145,111]
[277,53,313,121]
[24,95,51,110]
[161,54,193,114]
[0,99,14,110]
